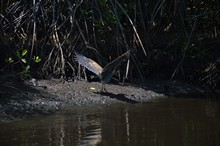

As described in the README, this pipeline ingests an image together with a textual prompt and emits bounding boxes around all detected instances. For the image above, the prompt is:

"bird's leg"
[101,83,104,92]
[101,83,108,93]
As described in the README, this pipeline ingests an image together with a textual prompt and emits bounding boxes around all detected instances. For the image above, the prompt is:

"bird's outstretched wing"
[74,52,103,76]
[103,50,130,71]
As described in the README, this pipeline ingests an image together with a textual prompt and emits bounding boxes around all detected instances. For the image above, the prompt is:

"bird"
[74,50,130,92]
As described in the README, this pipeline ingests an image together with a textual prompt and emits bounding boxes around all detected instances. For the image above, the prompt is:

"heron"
[74,50,130,92]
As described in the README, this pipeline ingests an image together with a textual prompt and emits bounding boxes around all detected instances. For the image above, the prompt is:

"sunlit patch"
[89,87,97,92]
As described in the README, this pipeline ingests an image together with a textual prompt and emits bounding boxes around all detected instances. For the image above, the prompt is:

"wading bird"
[74,50,130,92]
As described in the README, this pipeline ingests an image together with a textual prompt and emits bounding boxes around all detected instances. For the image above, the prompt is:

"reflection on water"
[0,97,220,146]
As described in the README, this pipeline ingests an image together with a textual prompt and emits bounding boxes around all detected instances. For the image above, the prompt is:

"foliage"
[0,0,219,89]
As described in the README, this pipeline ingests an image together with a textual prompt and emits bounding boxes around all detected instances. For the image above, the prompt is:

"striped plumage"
[74,51,130,92]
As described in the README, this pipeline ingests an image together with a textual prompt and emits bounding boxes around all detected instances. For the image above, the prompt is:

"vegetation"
[0,0,219,90]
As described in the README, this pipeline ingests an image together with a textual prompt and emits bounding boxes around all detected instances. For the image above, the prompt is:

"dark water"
[0,97,220,146]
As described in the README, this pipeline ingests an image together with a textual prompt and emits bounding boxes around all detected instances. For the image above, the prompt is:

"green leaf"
[25,65,30,71]
[16,50,21,58]
[21,58,27,63]
[35,56,41,63]
[22,49,28,56]
[8,57,14,63]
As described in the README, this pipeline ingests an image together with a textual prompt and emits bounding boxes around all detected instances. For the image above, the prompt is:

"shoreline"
[0,78,205,122]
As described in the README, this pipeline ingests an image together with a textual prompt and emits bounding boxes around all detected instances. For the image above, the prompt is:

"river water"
[0,96,220,146]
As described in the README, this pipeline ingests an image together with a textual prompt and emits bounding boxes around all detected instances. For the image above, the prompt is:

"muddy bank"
[0,77,205,122]
[0,78,64,122]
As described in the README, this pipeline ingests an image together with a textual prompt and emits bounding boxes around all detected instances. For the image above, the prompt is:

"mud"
[0,77,204,122]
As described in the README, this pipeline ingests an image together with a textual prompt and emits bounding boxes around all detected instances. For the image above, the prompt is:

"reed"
[0,0,219,89]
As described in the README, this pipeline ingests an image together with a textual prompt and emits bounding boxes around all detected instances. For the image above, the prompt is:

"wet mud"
[0,77,204,122]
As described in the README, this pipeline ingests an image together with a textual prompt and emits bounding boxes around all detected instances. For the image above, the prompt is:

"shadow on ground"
[95,92,138,104]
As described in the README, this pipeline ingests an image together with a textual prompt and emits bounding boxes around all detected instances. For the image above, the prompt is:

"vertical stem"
[29,0,36,63]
